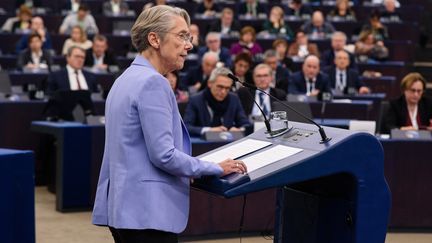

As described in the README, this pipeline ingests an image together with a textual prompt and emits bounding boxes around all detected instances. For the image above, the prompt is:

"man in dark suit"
[181,51,218,94]
[184,67,250,137]
[47,46,97,94]
[84,34,118,72]
[17,32,53,71]
[263,49,290,92]
[197,32,232,67]
[321,31,357,70]
[237,63,287,119]
[288,55,331,97]
[207,7,241,36]
[323,50,370,95]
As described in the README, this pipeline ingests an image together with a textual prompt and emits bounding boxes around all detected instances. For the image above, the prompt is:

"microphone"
[228,73,332,143]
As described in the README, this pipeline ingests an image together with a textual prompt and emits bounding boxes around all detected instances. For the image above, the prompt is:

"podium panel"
[193,122,391,243]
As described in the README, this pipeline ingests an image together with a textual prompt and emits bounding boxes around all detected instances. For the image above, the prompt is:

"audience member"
[321,31,357,69]
[197,32,232,67]
[287,30,320,61]
[301,10,336,40]
[102,0,130,16]
[261,6,294,40]
[231,52,254,90]
[360,10,389,41]
[383,72,432,133]
[143,0,167,10]
[263,49,290,92]
[15,16,52,54]
[286,0,313,19]
[195,0,220,17]
[322,50,369,95]
[17,32,53,71]
[189,24,204,53]
[237,0,267,18]
[62,0,81,13]
[327,0,357,21]
[84,34,118,72]
[15,0,41,8]
[181,52,218,94]
[355,29,389,62]
[59,4,99,35]
[288,55,331,97]
[47,46,97,94]
[183,67,250,137]
[207,7,241,36]
[237,63,287,119]
[62,25,93,55]
[272,38,293,70]
[11,5,32,34]
[230,26,263,58]
[166,71,188,103]
[380,0,401,22]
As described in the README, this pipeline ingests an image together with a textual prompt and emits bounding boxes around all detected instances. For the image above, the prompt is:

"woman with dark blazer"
[383,72,432,133]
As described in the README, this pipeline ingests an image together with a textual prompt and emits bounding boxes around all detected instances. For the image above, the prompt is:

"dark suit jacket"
[237,87,287,116]
[288,71,331,95]
[275,65,290,92]
[322,66,365,94]
[17,49,53,71]
[47,68,98,94]
[180,66,207,91]
[207,19,241,36]
[102,1,129,15]
[183,91,251,137]
[383,96,432,133]
[84,48,118,68]
[197,46,232,68]
[320,49,358,70]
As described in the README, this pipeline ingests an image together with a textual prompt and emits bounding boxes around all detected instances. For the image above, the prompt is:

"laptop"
[203,131,245,142]
[272,101,313,123]
[391,129,432,140]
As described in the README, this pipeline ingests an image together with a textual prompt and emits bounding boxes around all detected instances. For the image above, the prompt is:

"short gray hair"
[208,67,232,83]
[263,49,278,60]
[253,63,272,76]
[131,5,191,53]
[67,46,85,57]
[331,31,347,42]
[206,32,221,42]
[202,51,219,63]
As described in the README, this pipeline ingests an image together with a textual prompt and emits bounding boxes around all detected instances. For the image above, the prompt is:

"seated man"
[102,0,129,16]
[207,7,241,36]
[288,55,331,97]
[197,32,232,68]
[237,63,287,119]
[47,46,97,94]
[84,34,118,72]
[301,10,335,40]
[184,67,251,137]
[320,31,357,70]
[322,50,370,95]
[181,51,218,94]
[17,32,53,72]
[59,4,98,35]
[263,49,290,92]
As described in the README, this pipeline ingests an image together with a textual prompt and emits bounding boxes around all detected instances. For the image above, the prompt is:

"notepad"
[199,139,272,163]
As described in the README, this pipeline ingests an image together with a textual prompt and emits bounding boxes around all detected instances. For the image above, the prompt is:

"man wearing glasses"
[184,67,251,137]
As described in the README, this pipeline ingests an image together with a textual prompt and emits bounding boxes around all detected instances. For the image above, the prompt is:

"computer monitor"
[44,90,95,122]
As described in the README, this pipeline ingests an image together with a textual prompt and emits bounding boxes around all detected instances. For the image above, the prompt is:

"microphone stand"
[228,73,332,143]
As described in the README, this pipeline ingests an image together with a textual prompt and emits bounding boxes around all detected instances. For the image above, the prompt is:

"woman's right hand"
[218,159,247,176]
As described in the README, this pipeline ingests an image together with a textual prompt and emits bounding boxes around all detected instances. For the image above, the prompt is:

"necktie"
[259,92,268,116]
[308,79,314,93]
[74,70,82,90]
[338,72,345,92]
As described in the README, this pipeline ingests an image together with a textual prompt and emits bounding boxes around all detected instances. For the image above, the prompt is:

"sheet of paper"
[200,139,272,163]
[242,145,303,173]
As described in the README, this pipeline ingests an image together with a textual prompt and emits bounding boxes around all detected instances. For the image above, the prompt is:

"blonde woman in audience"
[327,0,357,21]
[62,25,92,55]
[11,5,32,34]
[262,6,294,40]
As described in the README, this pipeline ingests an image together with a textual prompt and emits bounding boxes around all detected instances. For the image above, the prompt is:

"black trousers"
[109,227,178,243]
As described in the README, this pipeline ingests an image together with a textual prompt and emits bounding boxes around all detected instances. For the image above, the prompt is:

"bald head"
[303,55,320,79]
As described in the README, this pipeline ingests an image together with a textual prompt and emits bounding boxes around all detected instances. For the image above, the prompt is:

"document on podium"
[199,139,272,163]
[242,145,303,173]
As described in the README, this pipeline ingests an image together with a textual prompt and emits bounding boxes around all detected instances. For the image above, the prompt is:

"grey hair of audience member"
[206,32,221,42]
[331,31,347,42]
[66,46,86,57]
[208,67,232,83]
[131,5,191,53]
[263,49,278,60]
[202,51,219,63]
[253,63,273,76]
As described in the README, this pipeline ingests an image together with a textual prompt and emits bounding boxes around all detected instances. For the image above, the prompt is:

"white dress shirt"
[66,65,88,90]
[252,88,271,117]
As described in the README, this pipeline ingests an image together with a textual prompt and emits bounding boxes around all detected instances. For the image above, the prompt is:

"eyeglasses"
[161,31,194,45]
[215,84,231,92]
[407,88,423,94]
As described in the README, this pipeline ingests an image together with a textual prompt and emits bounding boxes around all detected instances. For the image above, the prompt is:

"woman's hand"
[218,159,247,176]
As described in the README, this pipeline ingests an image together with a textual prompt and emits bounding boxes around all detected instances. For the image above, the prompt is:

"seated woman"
[61,25,92,55]
[231,52,254,90]
[272,38,293,71]
[287,30,320,61]
[261,6,294,40]
[17,32,53,71]
[11,5,32,34]
[166,71,188,103]
[383,72,432,133]
[230,26,263,59]
[354,30,389,62]
[361,10,389,41]
[195,0,220,17]
[327,0,357,21]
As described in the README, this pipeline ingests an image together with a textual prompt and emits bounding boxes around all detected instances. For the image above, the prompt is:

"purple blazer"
[230,42,263,56]
[92,55,222,232]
